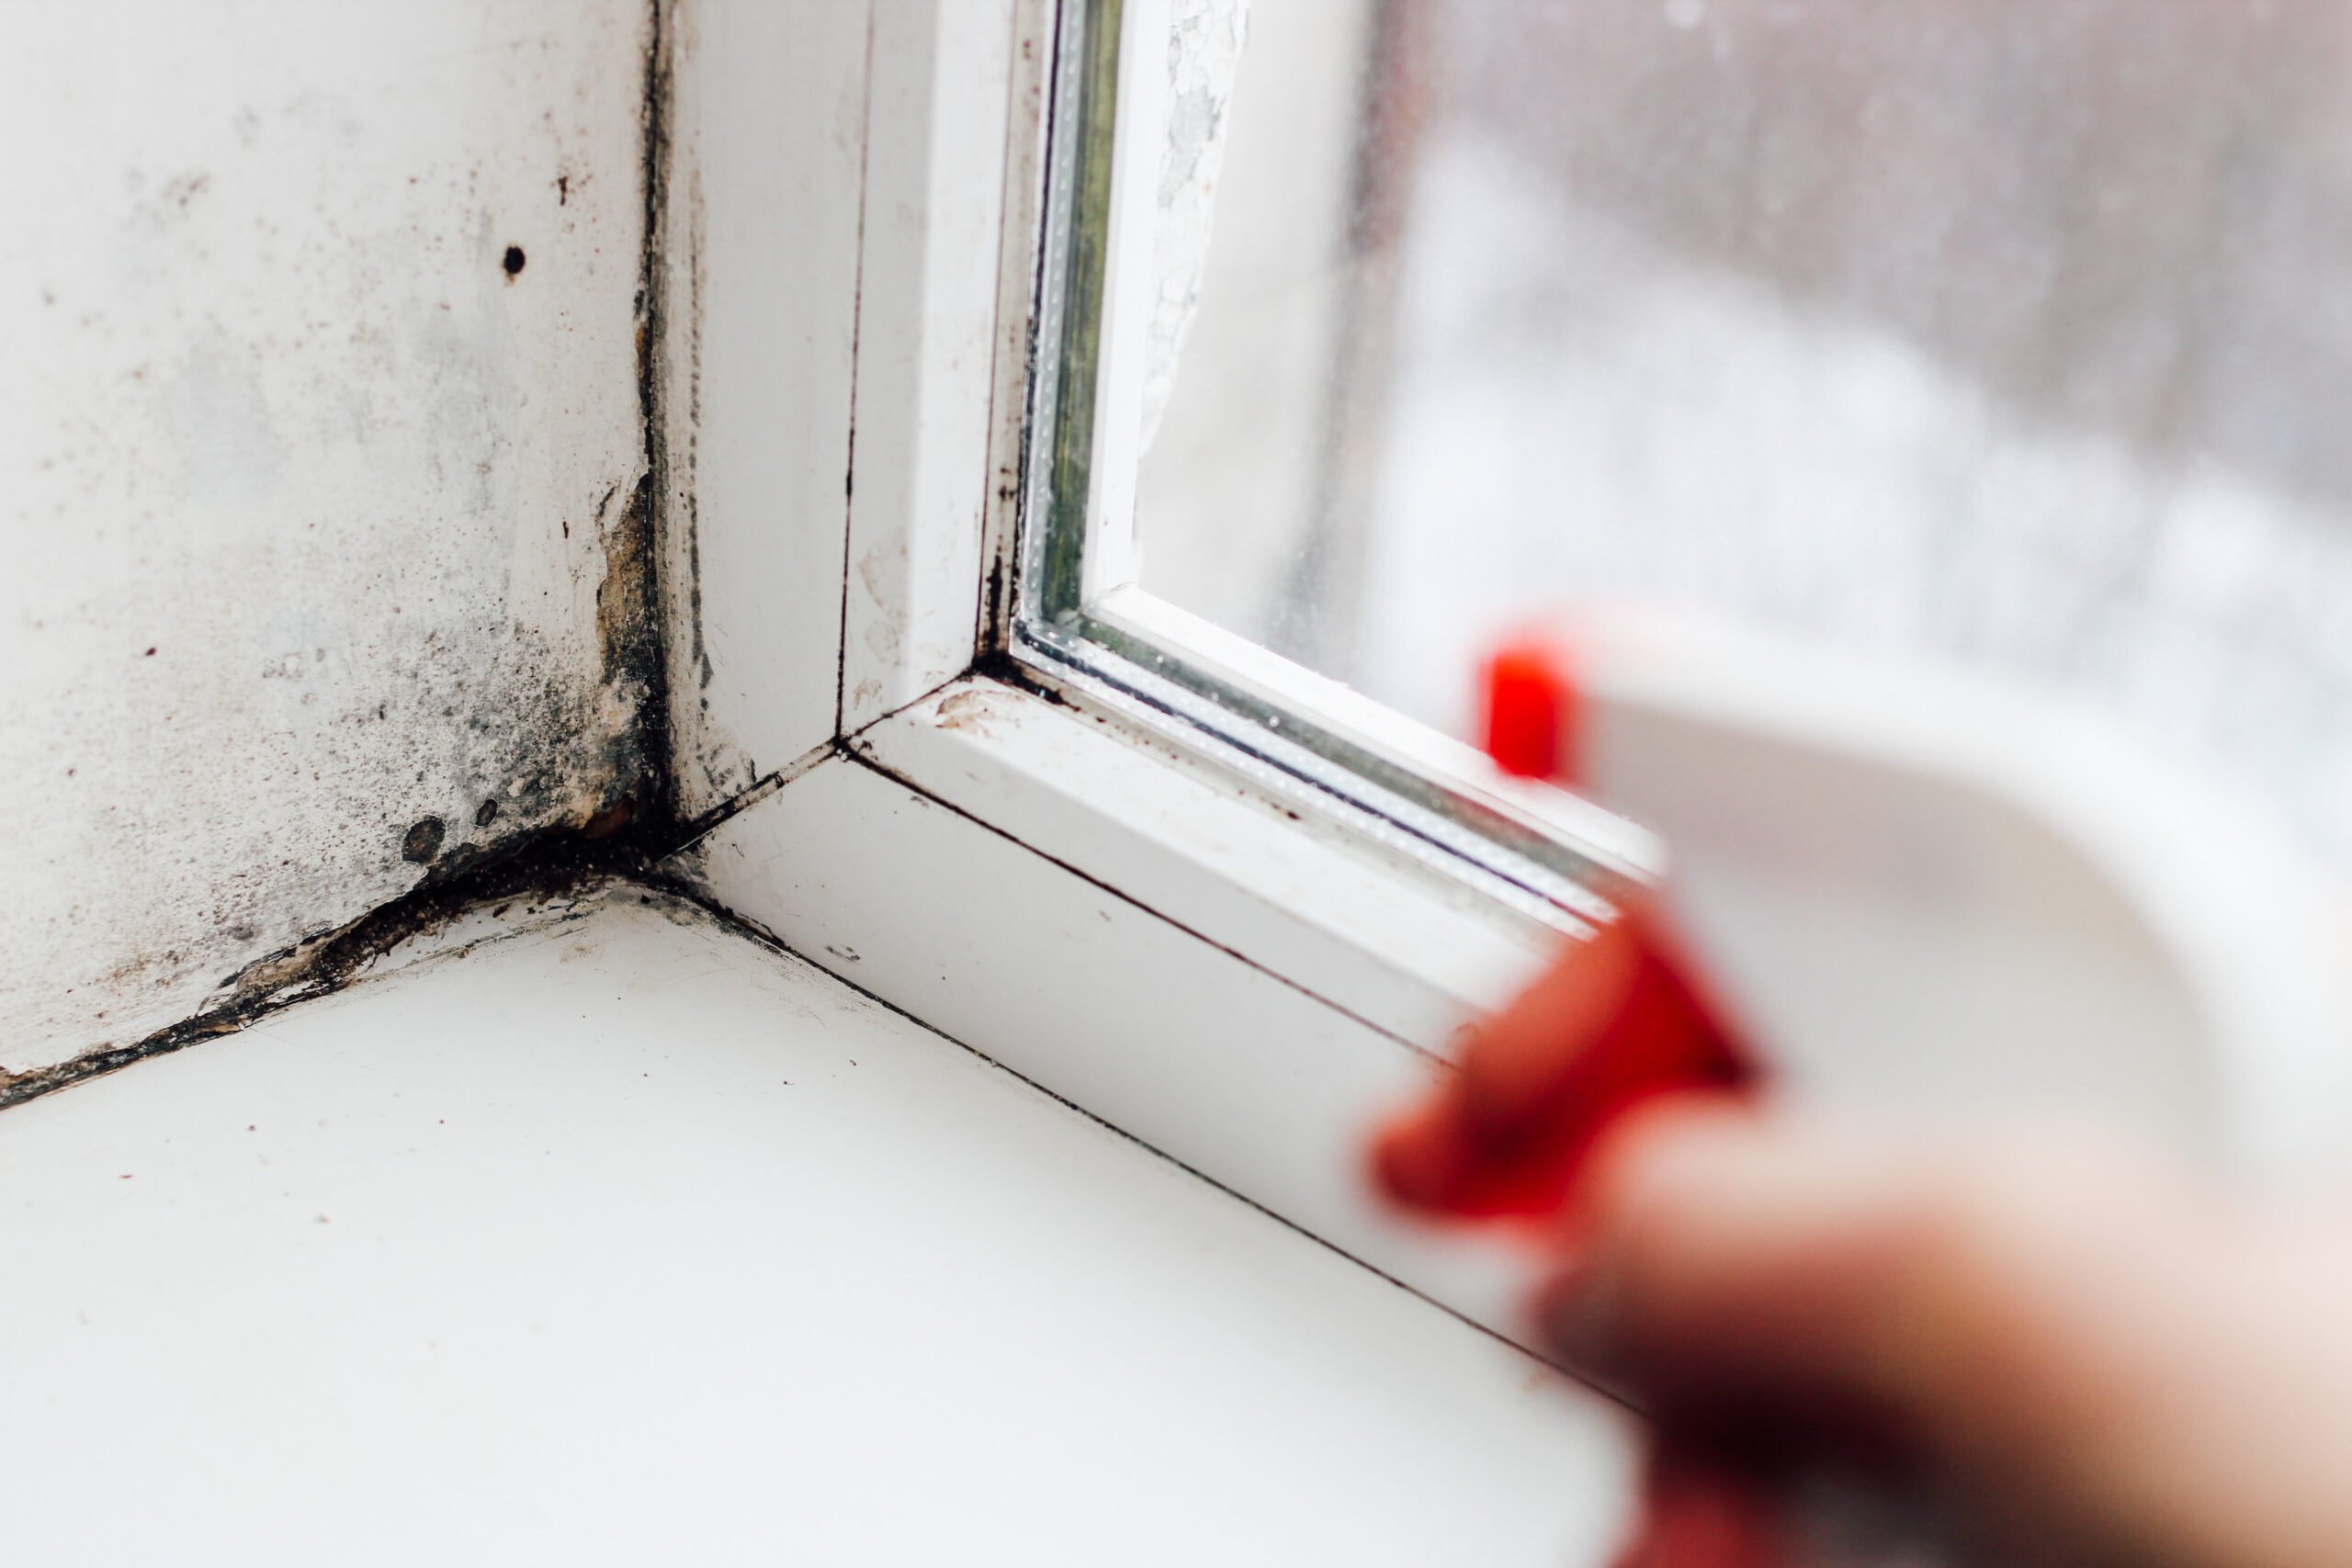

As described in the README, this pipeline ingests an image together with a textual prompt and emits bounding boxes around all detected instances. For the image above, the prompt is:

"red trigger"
[1373,641,1757,1225]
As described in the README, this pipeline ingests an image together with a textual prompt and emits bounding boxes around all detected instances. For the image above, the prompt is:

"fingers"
[1610,1442,1792,1568]
[1538,1101,1950,1468]
[1535,1101,2352,1568]
[1366,904,2352,1565]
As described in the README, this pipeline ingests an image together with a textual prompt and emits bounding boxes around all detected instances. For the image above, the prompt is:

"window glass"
[1132,0,2352,872]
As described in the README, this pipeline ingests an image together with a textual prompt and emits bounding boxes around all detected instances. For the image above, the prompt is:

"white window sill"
[0,888,1633,1565]
[686,674,1598,1337]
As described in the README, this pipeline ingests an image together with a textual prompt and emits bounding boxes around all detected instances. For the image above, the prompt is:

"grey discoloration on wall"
[0,3,659,1075]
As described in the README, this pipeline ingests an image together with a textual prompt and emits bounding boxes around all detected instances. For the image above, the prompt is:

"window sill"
[682,673,1592,1337]
[0,886,1634,1562]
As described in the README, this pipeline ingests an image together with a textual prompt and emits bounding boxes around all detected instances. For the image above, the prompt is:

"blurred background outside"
[1136,0,2352,873]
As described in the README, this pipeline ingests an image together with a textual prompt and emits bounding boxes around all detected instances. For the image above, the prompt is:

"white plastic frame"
[664,0,1628,1341]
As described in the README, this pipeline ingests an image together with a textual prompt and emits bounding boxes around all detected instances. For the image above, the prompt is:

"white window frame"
[659,0,1650,1338]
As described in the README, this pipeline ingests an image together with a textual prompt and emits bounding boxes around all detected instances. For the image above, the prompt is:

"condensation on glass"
[1132,0,2352,872]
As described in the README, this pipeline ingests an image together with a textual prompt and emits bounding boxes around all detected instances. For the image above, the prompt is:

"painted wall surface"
[1,3,653,1077]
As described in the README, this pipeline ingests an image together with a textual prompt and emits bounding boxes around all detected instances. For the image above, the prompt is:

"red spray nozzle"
[1481,637,1583,784]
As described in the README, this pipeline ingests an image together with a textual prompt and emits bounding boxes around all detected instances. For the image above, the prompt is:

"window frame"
[661,0,1645,1343]
[1001,0,1647,934]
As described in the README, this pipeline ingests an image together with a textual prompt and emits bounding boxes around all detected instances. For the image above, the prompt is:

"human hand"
[1543,1099,2352,1568]
[1371,911,2352,1567]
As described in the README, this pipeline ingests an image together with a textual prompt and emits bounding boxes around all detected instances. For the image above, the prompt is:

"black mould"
[582,795,634,840]
[503,245,526,276]
[0,829,707,1114]
[402,817,447,863]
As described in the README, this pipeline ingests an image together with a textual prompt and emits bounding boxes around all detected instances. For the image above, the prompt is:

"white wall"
[1,2,652,1077]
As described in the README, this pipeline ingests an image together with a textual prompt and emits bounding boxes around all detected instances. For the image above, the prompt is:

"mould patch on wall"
[0,2,662,1077]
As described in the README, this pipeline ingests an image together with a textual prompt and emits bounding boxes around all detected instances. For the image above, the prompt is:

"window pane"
[1135,0,2352,870]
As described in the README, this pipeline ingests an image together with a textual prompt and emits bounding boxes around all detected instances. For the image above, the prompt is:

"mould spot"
[503,245,526,277]
[581,796,634,840]
[935,690,999,735]
[401,818,446,864]
[474,798,499,829]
